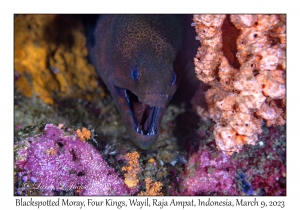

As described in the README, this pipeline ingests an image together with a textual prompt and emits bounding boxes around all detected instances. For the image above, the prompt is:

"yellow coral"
[147,158,156,164]
[138,178,163,196]
[124,174,139,188]
[122,151,140,188]
[14,14,104,104]
[76,127,91,142]
[192,14,286,155]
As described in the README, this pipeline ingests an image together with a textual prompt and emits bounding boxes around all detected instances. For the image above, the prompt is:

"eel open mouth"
[115,86,160,136]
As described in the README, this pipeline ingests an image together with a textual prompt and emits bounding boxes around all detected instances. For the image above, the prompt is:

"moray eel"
[89,15,196,149]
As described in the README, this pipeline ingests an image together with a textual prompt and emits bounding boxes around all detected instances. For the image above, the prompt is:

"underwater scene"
[14,14,286,196]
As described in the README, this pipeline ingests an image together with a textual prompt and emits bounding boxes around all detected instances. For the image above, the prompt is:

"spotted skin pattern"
[89,15,196,149]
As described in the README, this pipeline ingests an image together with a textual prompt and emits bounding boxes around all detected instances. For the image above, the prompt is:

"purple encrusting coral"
[15,124,131,195]
[179,148,239,195]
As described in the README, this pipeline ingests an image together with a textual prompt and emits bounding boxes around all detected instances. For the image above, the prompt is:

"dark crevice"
[221,15,241,69]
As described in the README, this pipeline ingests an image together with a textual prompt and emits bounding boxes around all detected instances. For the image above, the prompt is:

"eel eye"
[171,72,176,86]
[131,65,139,81]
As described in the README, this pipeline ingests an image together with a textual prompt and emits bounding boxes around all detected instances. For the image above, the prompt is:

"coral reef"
[13,15,286,197]
[192,15,286,154]
[14,15,104,104]
[138,178,163,196]
[179,148,238,195]
[14,124,130,195]
[173,124,286,196]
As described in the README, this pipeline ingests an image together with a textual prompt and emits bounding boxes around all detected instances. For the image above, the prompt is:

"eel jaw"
[125,89,160,136]
[113,85,165,149]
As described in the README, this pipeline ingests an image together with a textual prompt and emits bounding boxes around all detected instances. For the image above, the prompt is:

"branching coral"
[192,15,286,155]
[122,151,141,188]
[76,127,92,142]
[138,178,163,196]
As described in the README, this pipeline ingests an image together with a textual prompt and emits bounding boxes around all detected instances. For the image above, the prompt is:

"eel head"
[108,55,178,149]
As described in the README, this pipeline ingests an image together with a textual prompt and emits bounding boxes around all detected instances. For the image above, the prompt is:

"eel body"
[89,15,196,149]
